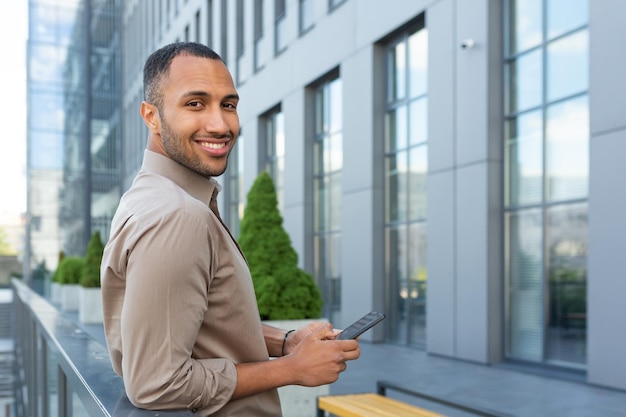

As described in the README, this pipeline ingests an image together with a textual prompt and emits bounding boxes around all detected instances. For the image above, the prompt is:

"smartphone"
[337,311,386,340]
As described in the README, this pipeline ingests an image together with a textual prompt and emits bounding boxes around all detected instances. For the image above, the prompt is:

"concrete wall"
[587,0,626,391]
[426,0,503,364]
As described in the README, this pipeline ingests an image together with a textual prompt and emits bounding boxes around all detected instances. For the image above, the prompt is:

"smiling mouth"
[198,141,226,150]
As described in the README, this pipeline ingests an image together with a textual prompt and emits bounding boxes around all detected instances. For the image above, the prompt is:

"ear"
[140,101,160,132]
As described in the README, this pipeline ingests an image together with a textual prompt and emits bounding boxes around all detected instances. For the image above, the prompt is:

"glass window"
[263,109,285,210]
[225,133,244,236]
[546,96,589,201]
[313,76,343,323]
[506,209,544,362]
[384,24,428,349]
[254,0,263,70]
[505,49,542,114]
[507,0,542,54]
[275,0,287,53]
[207,0,213,48]
[408,29,428,98]
[504,0,588,369]
[505,110,543,206]
[387,42,406,102]
[547,30,588,102]
[547,0,588,39]
[299,0,314,33]
[546,203,587,364]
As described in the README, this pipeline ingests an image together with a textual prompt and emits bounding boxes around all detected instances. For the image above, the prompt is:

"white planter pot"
[263,318,330,417]
[79,287,103,324]
[50,282,62,304]
[60,284,81,311]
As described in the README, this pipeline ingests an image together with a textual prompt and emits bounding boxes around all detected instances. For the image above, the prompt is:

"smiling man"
[100,42,360,416]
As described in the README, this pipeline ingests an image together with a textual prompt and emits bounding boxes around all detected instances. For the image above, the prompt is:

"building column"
[587,0,626,391]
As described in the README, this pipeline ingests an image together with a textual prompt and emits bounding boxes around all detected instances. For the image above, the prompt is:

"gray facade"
[115,0,623,392]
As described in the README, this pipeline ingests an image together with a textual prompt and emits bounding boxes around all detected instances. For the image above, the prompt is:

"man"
[101,42,360,416]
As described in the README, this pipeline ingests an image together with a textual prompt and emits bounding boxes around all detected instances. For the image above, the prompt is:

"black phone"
[337,311,386,340]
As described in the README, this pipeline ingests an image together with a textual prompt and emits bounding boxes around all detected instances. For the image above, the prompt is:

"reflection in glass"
[30,92,66,131]
[29,44,68,87]
[386,152,408,223]
[329,172,341,231]
[408,145,427,221]
[265,110,284,210]
[547,0,588,39]
[507,209,544,362]
[506,49,542,114]
[388,42,406,103]
[385,106,407,152]
[507,0,542,54]
[29,132,64,170]
[313,77,343,323]
[506,110,543,206]
[329,79,343,134]
[275,17,287,53]
[546,96,588,201]
[409,98,427,146]
[546,203,587,365]
[547,30,588,102]
[386,225,408,343]
[505,0,589,370]
[385,25,428,348]
[408,29,428,98]
[408,222,427,348]
[299,0,314,33]
[314,177,327,231]
[327,134,343,173]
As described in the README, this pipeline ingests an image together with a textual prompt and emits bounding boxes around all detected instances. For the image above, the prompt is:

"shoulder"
[113,171,215,241]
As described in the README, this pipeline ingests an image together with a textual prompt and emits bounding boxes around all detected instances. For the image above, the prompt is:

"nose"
[204,105,231,136]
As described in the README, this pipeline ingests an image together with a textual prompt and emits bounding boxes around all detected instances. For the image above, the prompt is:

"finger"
[311,322,334,340]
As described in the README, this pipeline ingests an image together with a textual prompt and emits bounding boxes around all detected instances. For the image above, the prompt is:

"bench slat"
[318,393,447,417]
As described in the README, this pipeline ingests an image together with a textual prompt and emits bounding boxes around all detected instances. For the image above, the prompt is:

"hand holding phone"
[337,311,386,340]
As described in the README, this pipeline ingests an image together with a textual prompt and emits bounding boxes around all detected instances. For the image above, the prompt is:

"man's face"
[157,55,240,178]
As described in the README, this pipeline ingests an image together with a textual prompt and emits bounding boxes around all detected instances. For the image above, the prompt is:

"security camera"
[460,39,475,49]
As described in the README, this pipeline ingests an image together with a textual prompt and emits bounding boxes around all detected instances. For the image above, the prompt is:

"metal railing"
[12,279,194,417]
[377,380,514,417]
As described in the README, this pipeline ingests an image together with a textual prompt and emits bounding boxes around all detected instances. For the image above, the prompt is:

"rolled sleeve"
[118,209,236,413]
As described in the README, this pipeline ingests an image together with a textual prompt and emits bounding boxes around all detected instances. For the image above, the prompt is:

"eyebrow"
[182,91,239,101]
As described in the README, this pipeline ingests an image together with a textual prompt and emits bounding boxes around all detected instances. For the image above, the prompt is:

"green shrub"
[239,171,323,320]
[51,251,65,283]
[56,256,85,285]
[81,231,104,288]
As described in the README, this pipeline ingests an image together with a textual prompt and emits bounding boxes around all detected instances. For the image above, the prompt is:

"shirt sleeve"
[120,208,237,414]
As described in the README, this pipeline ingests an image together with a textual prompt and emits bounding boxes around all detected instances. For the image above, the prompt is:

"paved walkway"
[331,341,626,417]
[73,316,626,417]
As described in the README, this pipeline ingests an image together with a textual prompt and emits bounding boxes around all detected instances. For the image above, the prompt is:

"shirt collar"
[141,149,222,206]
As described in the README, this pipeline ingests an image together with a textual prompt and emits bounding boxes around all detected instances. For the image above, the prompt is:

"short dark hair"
[143,42,224,108]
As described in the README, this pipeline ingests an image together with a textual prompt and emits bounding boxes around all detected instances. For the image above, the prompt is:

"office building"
[26,0,626,393]
[26,0,121,271]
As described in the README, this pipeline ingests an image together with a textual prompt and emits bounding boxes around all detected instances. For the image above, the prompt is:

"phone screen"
[338,311,385,340]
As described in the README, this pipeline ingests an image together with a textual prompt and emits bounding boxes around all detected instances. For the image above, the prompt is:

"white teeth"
[199,142,225,149]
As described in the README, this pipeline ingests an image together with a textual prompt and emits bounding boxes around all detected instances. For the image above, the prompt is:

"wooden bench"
[316,393,447,417]
[317,380,511,417]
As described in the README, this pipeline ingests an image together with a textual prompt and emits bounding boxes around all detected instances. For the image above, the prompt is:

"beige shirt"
[101,150,282,416]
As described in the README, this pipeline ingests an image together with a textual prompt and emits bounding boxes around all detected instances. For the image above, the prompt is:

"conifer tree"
[81,231,105,288]
[239,171,323,320]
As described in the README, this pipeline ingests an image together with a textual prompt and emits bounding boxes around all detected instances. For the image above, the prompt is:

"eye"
[222,102,238,111]
[186,100,204,108]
